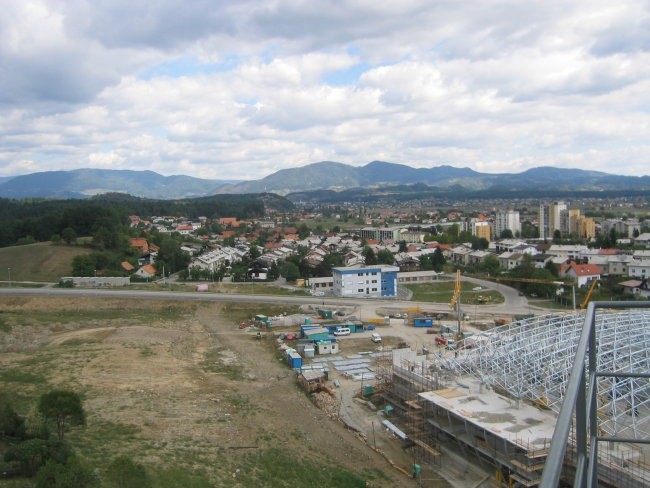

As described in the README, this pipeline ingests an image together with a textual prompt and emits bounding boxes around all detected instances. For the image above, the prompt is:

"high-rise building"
[539,201,567,239]
[472,221,491,241]
[495,210,521,238]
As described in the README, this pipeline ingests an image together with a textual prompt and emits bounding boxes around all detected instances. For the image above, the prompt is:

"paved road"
[0,279,552,317]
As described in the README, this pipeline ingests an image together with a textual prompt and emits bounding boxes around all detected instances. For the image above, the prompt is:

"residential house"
[607,254,635,276]
[547,245,590,261]
[634,233,650,248]
[394,252,420,271]
[468,250,491,266]
[134,264,156,279]
[219,217,240,227]
[633,250,650,260]
[532,253,553,269]
[562,263,601,288]
[629,260,650,279]
[498,252,523,271]
[343,251,364,267]
[449,245,473,266]
[619,279,650,298]
[129,237,150,254]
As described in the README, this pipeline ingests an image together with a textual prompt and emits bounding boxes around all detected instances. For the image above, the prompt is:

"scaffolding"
[379,309,650,487]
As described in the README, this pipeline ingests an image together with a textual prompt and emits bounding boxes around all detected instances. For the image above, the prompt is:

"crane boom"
[580,279,599,309]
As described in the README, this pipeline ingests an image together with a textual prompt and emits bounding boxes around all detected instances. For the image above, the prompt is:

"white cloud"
[0,0,648,180]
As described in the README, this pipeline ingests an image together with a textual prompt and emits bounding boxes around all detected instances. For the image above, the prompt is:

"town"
[77,196,650,304]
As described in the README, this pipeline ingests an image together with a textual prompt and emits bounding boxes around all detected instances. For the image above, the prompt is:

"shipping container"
[413,318,433,328]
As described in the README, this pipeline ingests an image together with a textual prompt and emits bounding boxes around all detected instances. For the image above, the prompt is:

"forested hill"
[0,193,293,248]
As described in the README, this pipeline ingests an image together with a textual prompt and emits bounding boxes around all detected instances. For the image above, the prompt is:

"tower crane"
[449,270,463,345]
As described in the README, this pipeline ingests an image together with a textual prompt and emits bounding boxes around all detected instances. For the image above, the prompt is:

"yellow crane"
[579,279,599,309]
[449,270,463,345]
[449,269,462,308]
[491,276,567,286]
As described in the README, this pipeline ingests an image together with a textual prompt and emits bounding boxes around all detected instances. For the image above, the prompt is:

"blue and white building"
[332,265,399,298]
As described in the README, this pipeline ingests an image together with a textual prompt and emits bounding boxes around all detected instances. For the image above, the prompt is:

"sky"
[1,0,649,181]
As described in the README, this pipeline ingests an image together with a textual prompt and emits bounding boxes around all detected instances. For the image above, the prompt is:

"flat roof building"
[332,265,399,298]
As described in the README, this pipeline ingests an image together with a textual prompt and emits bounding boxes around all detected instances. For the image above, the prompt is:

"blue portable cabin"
[288,352,302,369]
[413,318,433,328]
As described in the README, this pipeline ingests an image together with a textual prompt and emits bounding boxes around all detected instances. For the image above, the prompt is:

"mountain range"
[0,162,649,200]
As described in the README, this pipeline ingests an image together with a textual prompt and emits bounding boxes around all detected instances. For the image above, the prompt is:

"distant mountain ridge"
[0,168,236,199]
[216,160,650,194]
[0,162,648,200]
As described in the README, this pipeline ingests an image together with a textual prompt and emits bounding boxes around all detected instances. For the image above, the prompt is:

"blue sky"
[0,0,649,180]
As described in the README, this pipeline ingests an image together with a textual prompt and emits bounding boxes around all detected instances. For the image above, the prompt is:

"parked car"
[371,333,382,343]
[333,327,351,336]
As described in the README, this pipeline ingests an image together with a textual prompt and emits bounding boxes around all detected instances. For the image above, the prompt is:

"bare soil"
[0,297,423,487]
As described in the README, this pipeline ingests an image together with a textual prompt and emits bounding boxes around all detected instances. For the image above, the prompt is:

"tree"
[72,255,96,277]
[280,261,300,282]
[248,245,261,260]
[0,399,26,439]
[398,240,407,253]
[377,249,395,265]
[500,229,514,239]
[362,246,377,265]
[105,455,151,488]
[297,223,310,239]
[35,457,99,488]
[4,438,51,476]
[431,248,446,272]
[61,227,78,245]
[478,254,500,276]
[37,391,85,441]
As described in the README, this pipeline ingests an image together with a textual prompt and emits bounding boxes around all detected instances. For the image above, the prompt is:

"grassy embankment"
[0,242,91,284]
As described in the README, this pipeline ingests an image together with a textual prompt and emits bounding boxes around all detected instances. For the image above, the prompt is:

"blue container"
[413,318,433,328]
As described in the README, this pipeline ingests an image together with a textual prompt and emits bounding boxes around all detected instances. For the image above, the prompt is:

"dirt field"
[0,296,428,487]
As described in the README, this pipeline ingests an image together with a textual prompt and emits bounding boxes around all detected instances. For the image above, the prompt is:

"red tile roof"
[569,263,601,276]
[129,238,149,253]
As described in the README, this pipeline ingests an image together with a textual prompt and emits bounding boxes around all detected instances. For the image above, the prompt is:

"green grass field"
[0,242,91,282]
[404,281,504,305]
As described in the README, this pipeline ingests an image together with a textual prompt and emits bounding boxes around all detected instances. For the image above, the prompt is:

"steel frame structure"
[439,308,650,443]
[539,301,650,488]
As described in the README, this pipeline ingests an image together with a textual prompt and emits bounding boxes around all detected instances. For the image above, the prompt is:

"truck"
[435,333,456,348]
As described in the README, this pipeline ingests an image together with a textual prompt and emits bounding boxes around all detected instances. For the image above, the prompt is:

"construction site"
[375,309,650,487]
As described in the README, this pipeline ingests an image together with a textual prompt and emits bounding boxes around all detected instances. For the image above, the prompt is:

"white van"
[334,327,351,336]
[371,333,382,343]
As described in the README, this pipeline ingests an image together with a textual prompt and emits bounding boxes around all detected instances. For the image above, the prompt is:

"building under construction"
[377,310,650,487]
